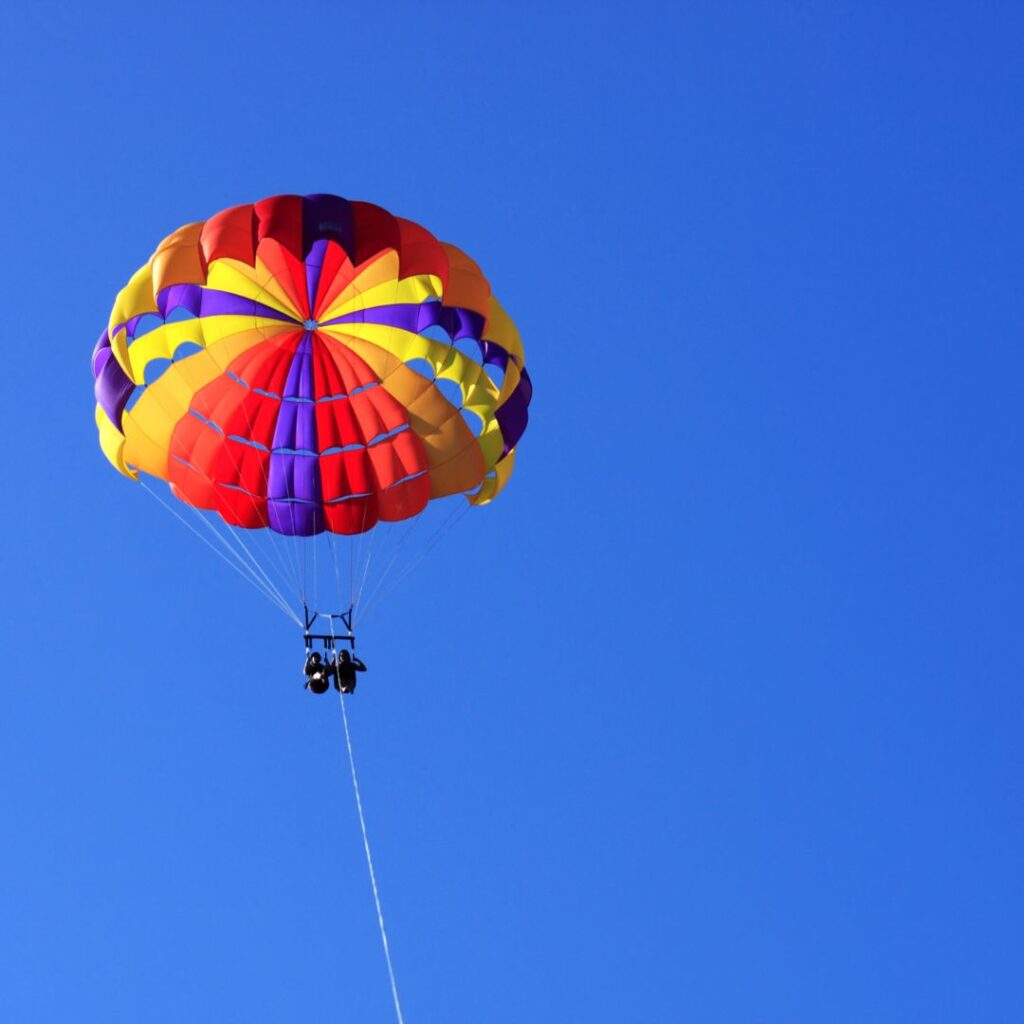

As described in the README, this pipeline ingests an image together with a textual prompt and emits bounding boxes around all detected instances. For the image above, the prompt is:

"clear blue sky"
[1,3,1022,1021]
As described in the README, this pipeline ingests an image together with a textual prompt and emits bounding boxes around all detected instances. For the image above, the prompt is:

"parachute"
[88,193,530,1023]
[90,193,531,629]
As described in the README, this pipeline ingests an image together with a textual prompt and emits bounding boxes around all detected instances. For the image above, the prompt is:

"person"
[334,649,367,694]
[303,651,329,694]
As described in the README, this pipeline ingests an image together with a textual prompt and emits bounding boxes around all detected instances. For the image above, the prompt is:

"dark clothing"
[304,654,329,694]
[334,655,367,694]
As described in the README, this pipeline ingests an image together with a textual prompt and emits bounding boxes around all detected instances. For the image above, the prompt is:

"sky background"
[1,3,1022,1021]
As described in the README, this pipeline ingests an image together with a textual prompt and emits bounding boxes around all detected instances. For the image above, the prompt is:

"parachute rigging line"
[144,480,297,623]
[139,479,300,626]
[358,498,472,627]
[126,394,299,618]
[337,692,405,1024]
[331,620,405,1024]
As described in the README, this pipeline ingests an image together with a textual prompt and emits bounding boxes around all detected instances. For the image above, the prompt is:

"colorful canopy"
[91,194,530,536]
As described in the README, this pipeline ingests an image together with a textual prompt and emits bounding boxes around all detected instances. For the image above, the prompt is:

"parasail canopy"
[91,193,530,538]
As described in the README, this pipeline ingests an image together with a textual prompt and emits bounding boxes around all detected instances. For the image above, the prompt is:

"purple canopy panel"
[481,340,511,372]
[156,284,294,322]
[438,306,486,341]
[495,367,532,454]
[302,194,354,260]
[281,333,315,400]
[91,330,111,377]
[267,331,323,535]
[304,238,329,318]
[157,283,203,318]
[92,331,135,428]
[267,496,324,536]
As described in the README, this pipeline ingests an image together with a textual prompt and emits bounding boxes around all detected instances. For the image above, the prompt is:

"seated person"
[334,650,367,694]
[303,651,329,694]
